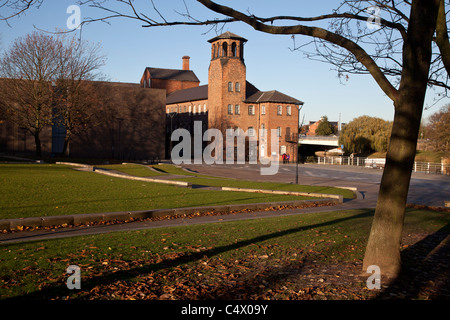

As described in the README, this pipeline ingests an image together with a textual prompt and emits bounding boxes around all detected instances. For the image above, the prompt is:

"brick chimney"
[182,56,190,70]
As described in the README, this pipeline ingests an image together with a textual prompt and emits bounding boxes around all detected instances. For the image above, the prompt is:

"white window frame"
[277,126,282,137]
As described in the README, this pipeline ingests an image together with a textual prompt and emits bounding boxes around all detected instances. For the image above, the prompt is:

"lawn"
[0,164,342,220]
[0,208,448,300]
[97,163,165,177]
[96,163,356,199]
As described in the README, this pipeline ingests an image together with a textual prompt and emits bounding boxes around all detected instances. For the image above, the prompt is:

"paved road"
[182,162,450,208]
[1,162,448,244]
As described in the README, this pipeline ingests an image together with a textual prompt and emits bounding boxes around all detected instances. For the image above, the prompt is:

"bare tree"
[0,32,60,157]
[0,31,106,157]
[3,0,448,279]
[53,35,106,157]
[425,104,450,152]
[0,0,43,23]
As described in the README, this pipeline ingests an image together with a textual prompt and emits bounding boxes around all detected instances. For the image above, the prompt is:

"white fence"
[314,156,450,175]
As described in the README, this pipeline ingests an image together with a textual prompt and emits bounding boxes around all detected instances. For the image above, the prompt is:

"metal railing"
[310,156,450,175]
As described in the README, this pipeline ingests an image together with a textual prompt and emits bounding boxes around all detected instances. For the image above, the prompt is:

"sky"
[1,0,448,125]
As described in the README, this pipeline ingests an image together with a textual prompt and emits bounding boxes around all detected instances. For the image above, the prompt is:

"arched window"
[213,44,216,59]
[231,42,237,57]
[222,42,228,56]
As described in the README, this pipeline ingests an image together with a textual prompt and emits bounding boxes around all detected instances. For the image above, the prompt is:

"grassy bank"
[0,208,448,300]
[0,164,311,219]
[0,164,348,220]
[97,163,356,199]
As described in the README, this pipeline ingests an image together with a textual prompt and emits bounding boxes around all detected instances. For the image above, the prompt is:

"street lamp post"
[295,103,304,184]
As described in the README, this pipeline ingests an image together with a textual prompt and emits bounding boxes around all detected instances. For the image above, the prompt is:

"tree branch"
[196,0,399,102]
[435,0,450,75]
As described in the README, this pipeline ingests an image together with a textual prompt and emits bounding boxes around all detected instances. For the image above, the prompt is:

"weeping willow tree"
[339,116,392,154]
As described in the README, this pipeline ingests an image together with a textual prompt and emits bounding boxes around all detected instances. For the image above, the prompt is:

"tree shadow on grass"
[374,223,450,300]
[6,210,375,300]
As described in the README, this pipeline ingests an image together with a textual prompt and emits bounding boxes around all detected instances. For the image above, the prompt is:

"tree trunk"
[34,131,42,158]
[63,132,71,158]
[362,0,440,279]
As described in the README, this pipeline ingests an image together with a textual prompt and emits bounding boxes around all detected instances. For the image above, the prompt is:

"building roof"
[166,81,260,105]
[166,85,208,104]
[145,67,200,82]
[208,31,248,43]
[245,90,304,105]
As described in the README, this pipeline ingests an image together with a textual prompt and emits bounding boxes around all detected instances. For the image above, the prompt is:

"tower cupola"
[208,32,247,61]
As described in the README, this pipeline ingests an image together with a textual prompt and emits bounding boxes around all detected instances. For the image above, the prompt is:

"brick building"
[141,32,304,162]
[0,81,166,160]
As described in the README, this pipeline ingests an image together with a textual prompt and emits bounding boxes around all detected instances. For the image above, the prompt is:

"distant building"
[0,81,166,160]
[306,117,344,136]
[141,32,304,162]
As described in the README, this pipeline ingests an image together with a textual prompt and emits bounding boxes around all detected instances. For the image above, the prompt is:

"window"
[232,42,237,57]
[188,105,192,113]
[235,82,240,92]
[228,104,233,114]
[261,124,265,137]
[228,82,233,92]
[235,104,240,115]
[277,105,282,115]
[287,106,292,116]
[193,105,196,114]
[222,42,228,56]
[184,106,187,113]
[277,127,282,137]
[261,105,266,115]
[248,127,255,137]
[203,104,207,113]
[248,105,255,115]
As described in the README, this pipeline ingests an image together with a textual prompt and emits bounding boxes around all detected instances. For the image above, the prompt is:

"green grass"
[0,208,448,299]
[96,164,164,177]
[150,163,205,176]
[180,177,356,199]
[97,163,356,199]
[368,150,450,163]
[414,150,449,163]
[0,164,321,220]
